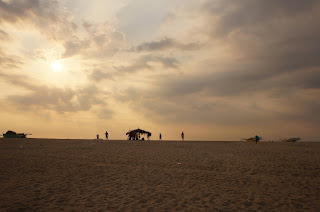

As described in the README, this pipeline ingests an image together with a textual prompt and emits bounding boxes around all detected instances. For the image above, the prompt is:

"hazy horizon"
[1,0,320,141]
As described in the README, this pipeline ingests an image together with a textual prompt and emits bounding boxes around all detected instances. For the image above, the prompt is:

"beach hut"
[126,128,151,140]
[3,130,27,138]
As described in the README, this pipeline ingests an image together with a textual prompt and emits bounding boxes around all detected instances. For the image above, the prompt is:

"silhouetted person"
[105,131,109,140]
[255,135,260,144]
[181,131,184,141]
[159,133,162,140]
[96,134,99,139]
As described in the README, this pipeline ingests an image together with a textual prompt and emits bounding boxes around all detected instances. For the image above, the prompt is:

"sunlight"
[51,60,63,72]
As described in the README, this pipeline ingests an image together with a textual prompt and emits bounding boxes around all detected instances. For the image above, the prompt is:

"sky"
[0,0,319,141]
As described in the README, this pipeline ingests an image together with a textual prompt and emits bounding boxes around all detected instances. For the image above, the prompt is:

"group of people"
[96,131,185,141]
[159,131,184,141]
[96,131,109,140]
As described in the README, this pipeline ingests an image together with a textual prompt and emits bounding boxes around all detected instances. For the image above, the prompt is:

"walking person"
[159,133,162,140]
[105,131,109,140]
[181,131,184,141]
[96,134,99,140]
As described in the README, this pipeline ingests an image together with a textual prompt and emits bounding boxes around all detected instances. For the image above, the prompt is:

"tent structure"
[3,130,27,138]
[126,128,151,140]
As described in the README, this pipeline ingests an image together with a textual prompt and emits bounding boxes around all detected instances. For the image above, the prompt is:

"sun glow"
[51,60,63,72]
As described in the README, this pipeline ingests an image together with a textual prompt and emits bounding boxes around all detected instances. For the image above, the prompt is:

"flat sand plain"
[0,139,319,211]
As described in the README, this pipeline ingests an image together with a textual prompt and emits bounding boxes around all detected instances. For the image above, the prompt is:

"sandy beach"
[0,139,319,211]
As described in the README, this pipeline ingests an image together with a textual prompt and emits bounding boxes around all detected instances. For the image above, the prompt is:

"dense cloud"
[89,69,114,82]
[87,54,180,82]
[109,0,320,128]
[0,0,125,60]
[114,54,179,73]
[7,85,102,112]
[63,21,126,58]
[0,50,24,69]
[0,0,52,23]
[0,0,75,39]
[86,0,320,130]
[0,73,112,116]
[0,29,10,40]
[131,38,201,52]
[200,0,320,73]
[113,69,320,126]
[201,0,319,36]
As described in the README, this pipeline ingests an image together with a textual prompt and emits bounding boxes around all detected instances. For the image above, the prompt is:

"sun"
[50,60,63,72]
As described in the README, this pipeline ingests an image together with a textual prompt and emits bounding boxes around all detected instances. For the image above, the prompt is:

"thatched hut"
[126,128,151,140]
[3,130,27,138]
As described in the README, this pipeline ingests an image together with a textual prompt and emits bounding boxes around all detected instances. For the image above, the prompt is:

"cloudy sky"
[0,0,319,141]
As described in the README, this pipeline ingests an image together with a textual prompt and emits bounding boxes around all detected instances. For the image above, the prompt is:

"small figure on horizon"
[159,133,162,140]
[105,131,109,140]
[181,131,184,141]
[96,134,99,139]
[255,135,260,144]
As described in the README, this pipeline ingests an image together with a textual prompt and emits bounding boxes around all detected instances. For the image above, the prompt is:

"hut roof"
[126,128,151,136]
[5,130,16,135]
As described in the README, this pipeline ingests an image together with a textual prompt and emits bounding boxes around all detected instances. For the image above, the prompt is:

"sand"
[0,139,319,211]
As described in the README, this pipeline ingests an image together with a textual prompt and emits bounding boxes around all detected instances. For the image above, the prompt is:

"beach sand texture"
[0,139,319,211]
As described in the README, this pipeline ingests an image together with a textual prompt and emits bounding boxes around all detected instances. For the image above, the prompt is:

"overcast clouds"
[0,0,319,140]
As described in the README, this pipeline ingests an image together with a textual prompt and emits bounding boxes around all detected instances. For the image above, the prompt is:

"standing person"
[96,134,99,139]
[159,133,162,140]
[105,131,109,140]
[181,131,184,141]
[255,135,260,144]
